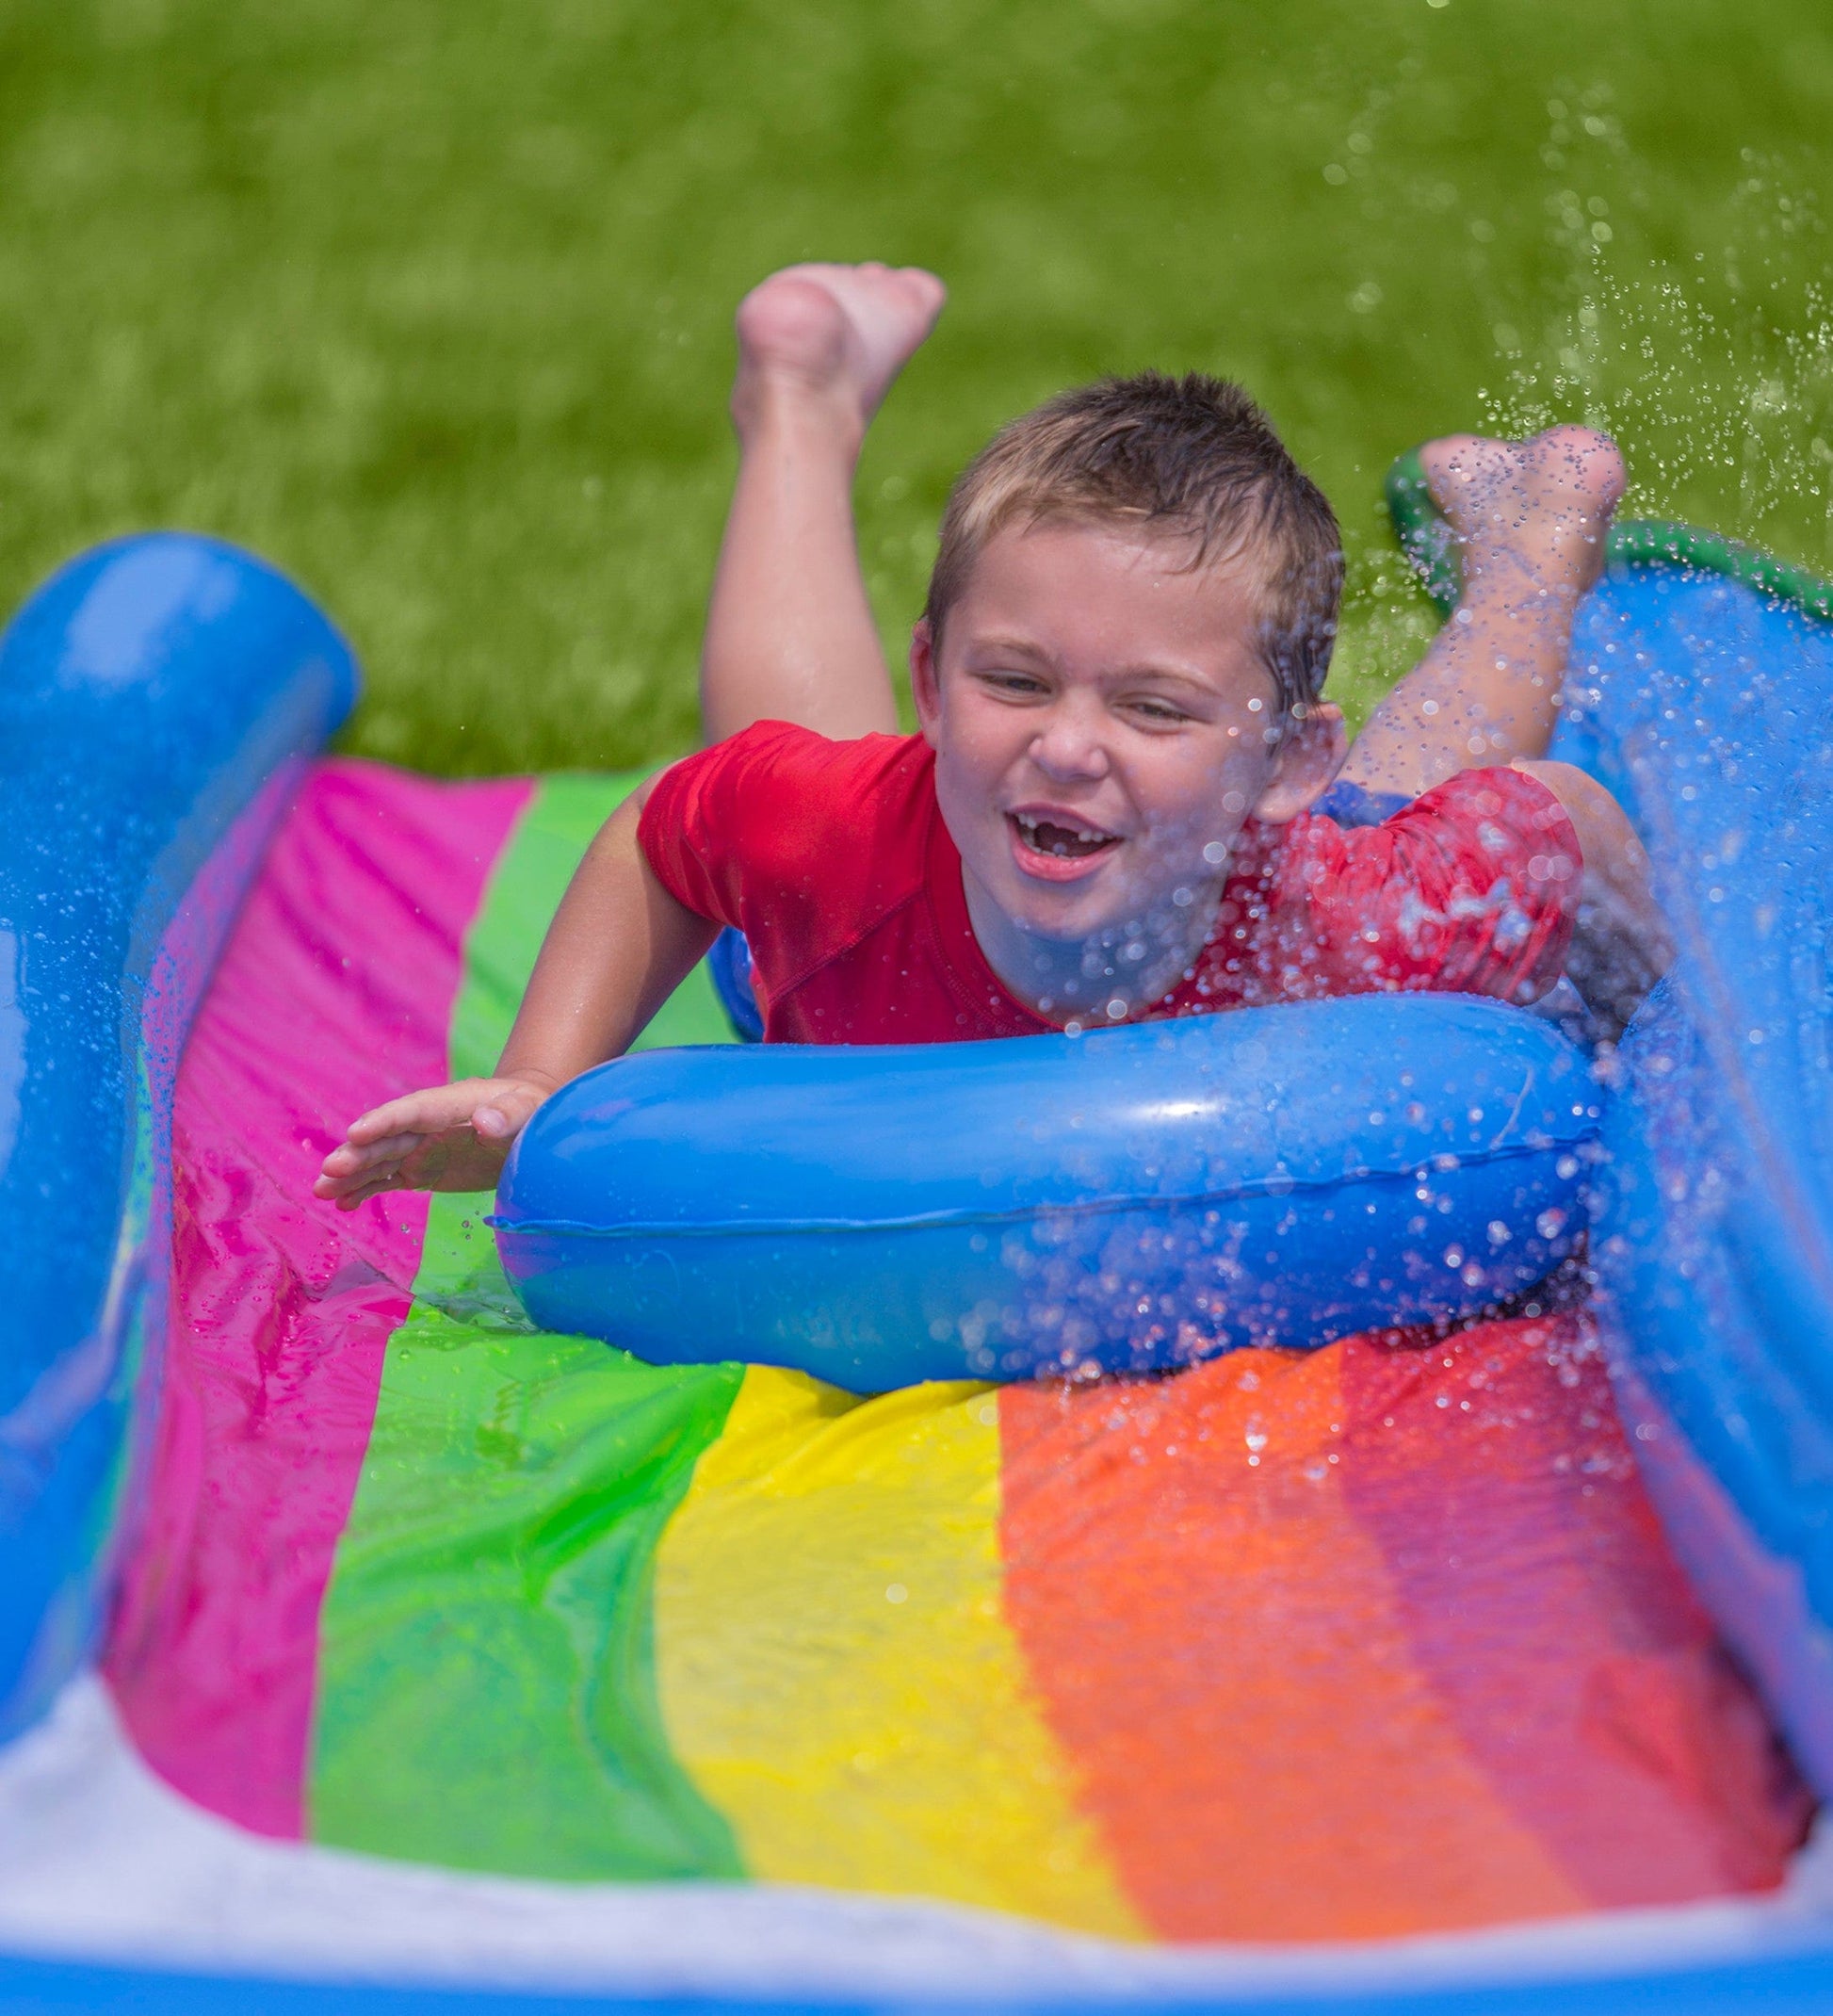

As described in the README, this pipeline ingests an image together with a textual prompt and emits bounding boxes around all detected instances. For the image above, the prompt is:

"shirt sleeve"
[637,734,754,930]
[638,719,830,930]
[637,719,932,981]
[1259,766,1581,1006]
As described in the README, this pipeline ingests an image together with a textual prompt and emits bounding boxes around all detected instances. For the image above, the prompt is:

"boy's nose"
[1028,704,1111,782]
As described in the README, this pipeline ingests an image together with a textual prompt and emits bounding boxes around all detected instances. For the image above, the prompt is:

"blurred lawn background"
[0,0,1829,773]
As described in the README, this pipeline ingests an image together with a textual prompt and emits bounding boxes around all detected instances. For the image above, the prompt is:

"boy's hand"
[312,1073,556,1211]
[313,789,720,1213]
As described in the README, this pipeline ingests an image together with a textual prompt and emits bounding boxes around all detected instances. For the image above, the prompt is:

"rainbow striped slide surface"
[99,757,1809,1946]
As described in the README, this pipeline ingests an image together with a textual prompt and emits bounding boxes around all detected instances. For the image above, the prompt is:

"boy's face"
[911,519,1342,1007]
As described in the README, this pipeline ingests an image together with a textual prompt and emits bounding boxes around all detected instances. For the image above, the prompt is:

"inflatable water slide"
[2,501,1833,2011]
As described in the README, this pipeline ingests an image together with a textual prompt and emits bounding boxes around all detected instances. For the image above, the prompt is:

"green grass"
[0,0,1829,772]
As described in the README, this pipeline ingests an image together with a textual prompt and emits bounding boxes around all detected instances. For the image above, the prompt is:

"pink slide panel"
[105,760,529,1838]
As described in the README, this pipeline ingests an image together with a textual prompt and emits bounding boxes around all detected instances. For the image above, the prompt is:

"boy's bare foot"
[732,261,947,447]
[1421,424,1626,607]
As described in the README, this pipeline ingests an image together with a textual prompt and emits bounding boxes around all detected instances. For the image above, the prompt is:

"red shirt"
[639,722,1580,1046]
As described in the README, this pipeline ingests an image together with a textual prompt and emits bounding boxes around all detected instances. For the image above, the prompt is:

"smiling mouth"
[1010,812,1119,860]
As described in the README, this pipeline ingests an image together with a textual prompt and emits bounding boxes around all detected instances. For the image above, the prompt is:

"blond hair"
[923,371,1341,714]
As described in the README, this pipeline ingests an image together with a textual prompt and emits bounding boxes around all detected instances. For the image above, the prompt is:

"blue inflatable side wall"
[1551,562,1833,1796]
[0,535,355,1746]
[8,1944,1833,2016]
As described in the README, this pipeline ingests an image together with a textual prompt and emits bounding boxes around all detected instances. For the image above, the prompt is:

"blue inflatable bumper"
[496,994,1594,1386]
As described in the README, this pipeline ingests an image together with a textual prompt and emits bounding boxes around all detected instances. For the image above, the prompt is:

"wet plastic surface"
[1553,562,1833,1797]
[0,536,354,1747]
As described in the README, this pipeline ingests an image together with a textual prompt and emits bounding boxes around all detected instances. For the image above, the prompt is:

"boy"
[316,265,1663,1211]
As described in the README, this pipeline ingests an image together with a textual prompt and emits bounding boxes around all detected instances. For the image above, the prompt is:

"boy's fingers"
[344,1082,491,1144]
[318,1141,377,1179]
[332,1154,416,1203]
[316,1133,434,1193]
[333,1177,397,1211]
[315,1167,397,1205]
[320,1131,423,1179]
[317,1079,538,1206]
[343,1097,426,1143]
[345,1102,446,1145]
[473,1085,544,1141]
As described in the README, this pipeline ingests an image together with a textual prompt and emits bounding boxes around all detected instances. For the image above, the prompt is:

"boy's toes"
[1533,424,1626,514]
[876,265,946,336]
[891,265,947,318]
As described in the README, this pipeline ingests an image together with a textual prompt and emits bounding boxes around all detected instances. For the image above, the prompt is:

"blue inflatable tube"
[0,535,355,1747]
[496,995,1595,1386]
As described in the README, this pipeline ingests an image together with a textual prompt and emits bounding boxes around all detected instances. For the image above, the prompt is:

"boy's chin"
[973,839,1196,946]
[1002,879,1157,946]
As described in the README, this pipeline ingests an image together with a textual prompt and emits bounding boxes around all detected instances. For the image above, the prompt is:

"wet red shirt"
[638,722,1580,1046]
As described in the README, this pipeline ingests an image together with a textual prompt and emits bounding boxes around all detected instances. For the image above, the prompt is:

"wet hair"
[922,371,1342,716]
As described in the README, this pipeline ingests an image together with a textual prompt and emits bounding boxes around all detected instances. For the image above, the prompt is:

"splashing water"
[1482,101,1833,561]
[1333,76,1833,708]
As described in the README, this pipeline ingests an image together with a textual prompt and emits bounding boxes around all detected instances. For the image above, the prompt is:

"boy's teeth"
[1015,814,1114,857]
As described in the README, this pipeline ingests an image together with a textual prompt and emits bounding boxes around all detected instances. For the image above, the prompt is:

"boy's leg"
[701,262,946,744]
[1340,426,1625,798]
[1345,425,1668,1033]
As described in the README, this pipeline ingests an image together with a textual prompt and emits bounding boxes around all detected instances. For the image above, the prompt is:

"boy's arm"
[313,789,717,1211]
[1337,431,1670,1026]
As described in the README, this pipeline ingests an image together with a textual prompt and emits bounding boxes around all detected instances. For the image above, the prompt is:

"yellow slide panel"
[653,1367,1143,1936]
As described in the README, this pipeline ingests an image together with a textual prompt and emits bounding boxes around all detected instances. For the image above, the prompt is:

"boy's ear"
[910,619,943,744]
[1252,702,1348,825]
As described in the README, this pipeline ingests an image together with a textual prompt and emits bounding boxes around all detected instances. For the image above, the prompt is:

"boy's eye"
[1127,697,1192,724]
[978,670,1049,697]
